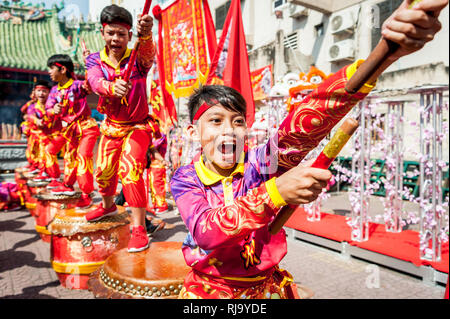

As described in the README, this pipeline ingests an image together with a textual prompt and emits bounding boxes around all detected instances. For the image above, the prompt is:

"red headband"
[53,63,77,80]
[34,85,50,91]
[102,22,132,30]
[193,99,219,123]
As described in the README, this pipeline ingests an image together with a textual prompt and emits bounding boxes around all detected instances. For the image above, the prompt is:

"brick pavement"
[0,196,446,299]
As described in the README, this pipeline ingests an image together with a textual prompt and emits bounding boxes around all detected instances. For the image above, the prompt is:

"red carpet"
[284,207,449,274]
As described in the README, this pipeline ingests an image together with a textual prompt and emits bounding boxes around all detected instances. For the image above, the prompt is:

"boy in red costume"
[20,82,51,175]
[171,0,447,299]
[85,5,161,253]
[44,54,100,208]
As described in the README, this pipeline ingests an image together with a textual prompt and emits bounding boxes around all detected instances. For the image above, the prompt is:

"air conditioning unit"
[289,4,308,18]
[330,10,356,34]
[328,39,355,62]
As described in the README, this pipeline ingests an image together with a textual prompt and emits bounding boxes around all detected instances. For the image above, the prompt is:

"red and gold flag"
[153,0,217,98]
[251,65,273,101]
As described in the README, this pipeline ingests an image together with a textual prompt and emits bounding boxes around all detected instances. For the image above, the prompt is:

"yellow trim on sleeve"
[265,178,287,208]
[346,59,377,94]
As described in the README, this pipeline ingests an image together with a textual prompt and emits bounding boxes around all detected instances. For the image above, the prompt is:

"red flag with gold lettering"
[152,0,217,98]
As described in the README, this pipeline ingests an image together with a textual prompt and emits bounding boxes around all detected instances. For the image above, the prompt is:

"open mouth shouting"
[214,138,242,167]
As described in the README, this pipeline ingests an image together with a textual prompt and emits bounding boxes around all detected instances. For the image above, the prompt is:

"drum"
[88,242,190,299]
[33,191,81,242]
[26,180,49,218]
[14,167,28,188]
[48,206,130,290]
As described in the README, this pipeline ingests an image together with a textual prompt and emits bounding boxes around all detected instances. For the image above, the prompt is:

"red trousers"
[47,118,99,194]
[148,163,167,209]
[95,128,152,208]
[25,131,39,167]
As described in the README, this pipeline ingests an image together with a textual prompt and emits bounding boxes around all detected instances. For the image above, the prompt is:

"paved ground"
[0,192,447,299]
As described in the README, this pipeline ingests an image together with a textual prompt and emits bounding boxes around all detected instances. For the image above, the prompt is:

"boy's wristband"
[265,178,287,208]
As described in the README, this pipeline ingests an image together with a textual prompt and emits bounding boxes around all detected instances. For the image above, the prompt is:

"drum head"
[34,191,82,201]
[27,180,49,188]
[49,205,130,237]
[88,242,190,299]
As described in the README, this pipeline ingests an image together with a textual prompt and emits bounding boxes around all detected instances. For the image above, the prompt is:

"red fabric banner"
[153,0,215,98]
[149,48,177,133]
[207,0,255,128]
[251,65,273,101]
[149,71,175,134]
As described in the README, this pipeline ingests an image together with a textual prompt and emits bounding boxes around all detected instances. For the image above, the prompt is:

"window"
[315,23,324,37]
[216,1,232,30]
[215,1,246,30]
[283,32,298,50]
[371,0,403,50]
[273,0,287,9]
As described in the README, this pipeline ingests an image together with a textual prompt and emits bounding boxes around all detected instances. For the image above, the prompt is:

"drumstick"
[269,118,359,235]
[345,0,423,93]
[123,0,153,83]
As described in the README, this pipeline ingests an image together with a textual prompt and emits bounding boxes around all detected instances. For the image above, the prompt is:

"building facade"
[210,0,449,162]
[0,2,104,142]
[84,0,449,162]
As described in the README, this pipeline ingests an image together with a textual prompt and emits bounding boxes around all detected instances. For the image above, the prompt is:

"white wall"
[208,0,449,78]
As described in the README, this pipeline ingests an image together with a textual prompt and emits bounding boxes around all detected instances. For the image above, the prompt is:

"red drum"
[88,242,190,299]
[26,180,49,218]
[33,191,81,242]
[14,167,28,191]
[48,207,130,290]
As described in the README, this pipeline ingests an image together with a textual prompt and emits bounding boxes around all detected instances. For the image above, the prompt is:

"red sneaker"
[33,171,51,182]
[128,225,149,253]
[47,179,63,190]
[51,184,76,196]
[85,204,118,222]
[76,193,92,209]
[29,165,40,174]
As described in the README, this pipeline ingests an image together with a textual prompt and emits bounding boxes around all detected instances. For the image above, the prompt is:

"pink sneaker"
[76,193,92,209]
[51,184,76,196]
[47,179,63,190]
[128,225,149,253]
[85,204,118,222]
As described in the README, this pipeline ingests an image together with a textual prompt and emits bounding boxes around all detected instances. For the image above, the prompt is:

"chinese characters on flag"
[153,0,216,98]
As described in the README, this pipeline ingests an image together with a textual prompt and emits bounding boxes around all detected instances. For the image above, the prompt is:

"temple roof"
[0,3,104,74]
